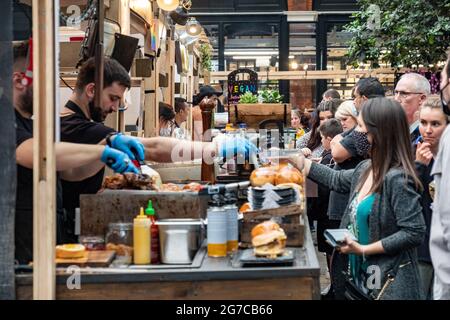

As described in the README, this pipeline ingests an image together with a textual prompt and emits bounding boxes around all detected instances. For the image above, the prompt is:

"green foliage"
[345,0,450,68]
[259,89,284,103]
[239,92,259,104]
[199,44,212,72]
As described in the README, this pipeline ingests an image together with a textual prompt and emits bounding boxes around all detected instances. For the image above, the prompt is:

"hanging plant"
[199,44,212,72]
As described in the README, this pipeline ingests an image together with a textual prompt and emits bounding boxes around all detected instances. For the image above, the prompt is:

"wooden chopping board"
[56,250,116,268]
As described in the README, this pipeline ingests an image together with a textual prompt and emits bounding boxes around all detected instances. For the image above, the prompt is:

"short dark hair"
[174,97,188,113]
[323,88,341,100]
[356,77,385,98]
[319,119,343,139]
[13,41,29,72]
[159,102,175,122]
[316,98,343,116]
[75,57,131,92]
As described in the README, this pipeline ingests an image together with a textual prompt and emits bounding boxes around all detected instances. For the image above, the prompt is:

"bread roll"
[250,166,277,187]
[56,244,86,259]
[275,164,303,185]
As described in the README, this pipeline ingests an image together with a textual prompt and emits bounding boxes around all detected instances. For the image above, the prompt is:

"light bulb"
[291,61,299,70]
[157,0,179,11]
[186,18,201,36]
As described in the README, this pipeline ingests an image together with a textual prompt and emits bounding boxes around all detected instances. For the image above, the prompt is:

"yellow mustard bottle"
[133,207,151,265]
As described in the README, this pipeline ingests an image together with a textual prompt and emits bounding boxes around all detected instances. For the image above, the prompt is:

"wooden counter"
[16,225,320,300]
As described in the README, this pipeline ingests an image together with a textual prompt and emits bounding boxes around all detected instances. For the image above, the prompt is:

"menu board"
[227,68,258,104]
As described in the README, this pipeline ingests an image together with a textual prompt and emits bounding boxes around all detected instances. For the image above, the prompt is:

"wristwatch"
[105,132,118,147]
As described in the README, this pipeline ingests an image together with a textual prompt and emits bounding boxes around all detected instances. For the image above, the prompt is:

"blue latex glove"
[110,133,145,161]
[219,136,259,159]
[101,145,140,174]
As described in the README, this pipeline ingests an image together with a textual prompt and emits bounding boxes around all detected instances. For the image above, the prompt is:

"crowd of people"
[287,56,450,300]
[8,38,450,301]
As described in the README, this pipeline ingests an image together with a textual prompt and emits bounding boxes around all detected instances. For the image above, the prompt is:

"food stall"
[15,0,320,300]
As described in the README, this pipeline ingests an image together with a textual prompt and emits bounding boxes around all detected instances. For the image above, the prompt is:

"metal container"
[156,219,204,264]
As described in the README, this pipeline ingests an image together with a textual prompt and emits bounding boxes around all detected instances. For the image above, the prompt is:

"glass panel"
[222,22,280,92]
[224,22,279,74]
[289,23,317,110]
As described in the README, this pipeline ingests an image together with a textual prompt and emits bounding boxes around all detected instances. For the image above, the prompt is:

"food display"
[106,243,134,257]
[251,221,287,258]
[183,182,204,192]
[239,202,251,213]
[274,165,303,185]
[103,173,158,190]
[56,244,86,259]
[103,174,204,193]
[250,163,303,187]
[159,182,204,192]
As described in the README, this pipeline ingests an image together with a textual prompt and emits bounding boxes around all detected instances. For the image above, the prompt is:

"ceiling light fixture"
[186,17,201,36]
[156,0,179,12]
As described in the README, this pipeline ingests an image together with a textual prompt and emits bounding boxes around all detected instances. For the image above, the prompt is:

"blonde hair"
[335,100,358,121]
[420,96,450,123]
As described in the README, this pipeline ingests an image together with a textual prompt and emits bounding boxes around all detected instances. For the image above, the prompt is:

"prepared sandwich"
[251,221,287,258]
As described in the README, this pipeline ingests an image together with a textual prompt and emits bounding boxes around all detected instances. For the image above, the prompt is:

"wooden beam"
[32,0,57,300]
[210,69,396,82]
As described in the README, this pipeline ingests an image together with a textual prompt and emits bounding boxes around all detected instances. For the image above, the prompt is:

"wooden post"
[200,98,216,183]
[107,0,131,133]
[32,0,57,300]
[95,0,105,117]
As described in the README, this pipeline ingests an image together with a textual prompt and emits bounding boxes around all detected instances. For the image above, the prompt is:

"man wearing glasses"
[394,73,431,143]
[430,56,450,300]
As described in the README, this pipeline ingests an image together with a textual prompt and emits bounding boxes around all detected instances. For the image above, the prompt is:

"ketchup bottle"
[145,201,160,264]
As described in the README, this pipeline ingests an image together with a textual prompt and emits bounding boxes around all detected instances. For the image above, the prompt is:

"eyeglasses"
[394,90,424,99]
[440,81,450,115]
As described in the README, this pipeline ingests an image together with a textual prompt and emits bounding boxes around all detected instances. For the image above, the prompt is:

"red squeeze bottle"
[145,201,160,264]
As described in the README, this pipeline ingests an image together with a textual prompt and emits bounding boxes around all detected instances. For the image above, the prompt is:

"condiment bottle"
[145,200,160,264]
[207,194,227,257]
[133,207,151,265]
[224,192,239,254]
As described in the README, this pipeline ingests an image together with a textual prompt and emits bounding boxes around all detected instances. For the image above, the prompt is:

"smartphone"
[324,229,357,248]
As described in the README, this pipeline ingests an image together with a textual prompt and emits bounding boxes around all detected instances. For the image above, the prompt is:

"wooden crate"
[240,204,305,247]
[228,103,291,130]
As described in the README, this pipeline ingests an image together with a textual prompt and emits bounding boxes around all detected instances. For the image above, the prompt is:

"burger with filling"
[251,221,287,258]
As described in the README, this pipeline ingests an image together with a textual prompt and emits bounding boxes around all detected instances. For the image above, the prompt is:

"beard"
[20,86,33,115]
[88,100,108,122]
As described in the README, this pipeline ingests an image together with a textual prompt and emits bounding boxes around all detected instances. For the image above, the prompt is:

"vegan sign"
[228,68,258,104]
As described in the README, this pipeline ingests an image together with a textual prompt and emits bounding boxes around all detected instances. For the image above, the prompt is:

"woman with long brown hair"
[289,97,426,300]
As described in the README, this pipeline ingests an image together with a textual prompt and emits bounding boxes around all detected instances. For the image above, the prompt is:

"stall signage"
[227,68,258,104]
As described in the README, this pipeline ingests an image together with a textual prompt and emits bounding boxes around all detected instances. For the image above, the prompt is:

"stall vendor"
[60,58,256,241]
[12,43,138,264]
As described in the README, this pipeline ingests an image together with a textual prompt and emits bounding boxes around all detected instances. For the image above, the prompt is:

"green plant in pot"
[260,90,284,103]
[238,92,259,104]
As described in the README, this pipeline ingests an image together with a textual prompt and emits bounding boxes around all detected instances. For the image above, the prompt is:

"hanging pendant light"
[156,0,179,12]
[186,17,201,36]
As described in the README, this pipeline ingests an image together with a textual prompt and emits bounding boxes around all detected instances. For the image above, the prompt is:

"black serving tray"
[237,248,294,267]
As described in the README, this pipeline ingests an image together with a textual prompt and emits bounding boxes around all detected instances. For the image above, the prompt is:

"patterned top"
[296,131,324,158]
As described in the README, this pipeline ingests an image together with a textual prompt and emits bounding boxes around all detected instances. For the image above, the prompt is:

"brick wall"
[287,0,313,11]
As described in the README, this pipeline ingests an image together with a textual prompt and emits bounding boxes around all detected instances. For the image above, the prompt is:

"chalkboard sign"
[227,68,258,104]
